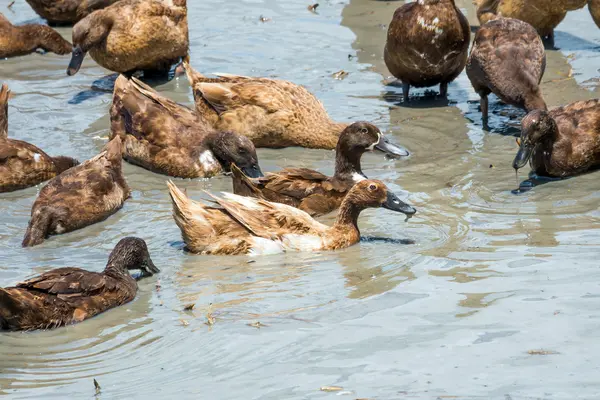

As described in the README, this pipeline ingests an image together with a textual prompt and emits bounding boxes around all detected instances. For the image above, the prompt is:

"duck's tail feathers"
[103,135,123,164]
[51,156,79,174]
[183,59,207,86]
[230,164,263,199]
[22,207,53,247]
[0,83,9,138]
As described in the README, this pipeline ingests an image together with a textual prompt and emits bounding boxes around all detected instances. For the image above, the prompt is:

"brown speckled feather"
[24,0,120,25]
[0,13,72,58]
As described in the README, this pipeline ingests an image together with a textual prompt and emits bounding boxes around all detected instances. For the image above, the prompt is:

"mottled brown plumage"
[0,237,159,331]
[466,17,547,126]
[22,136,129,247]
[24,0,119,25]
[183,61,348,149]
[384,0,470,102]
[0,13,72,58]
[0,84,78,193]
[231,122,409,217]
[589,0,600,29]
[67,0,189,76]
[513,99,600,177]
[168,179,416,256]
[110,75,262,179]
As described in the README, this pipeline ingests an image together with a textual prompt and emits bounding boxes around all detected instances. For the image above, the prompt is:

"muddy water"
[1,0,600,398]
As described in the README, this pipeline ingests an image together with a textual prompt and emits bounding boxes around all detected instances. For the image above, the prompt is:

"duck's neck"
[333,198,364,234]
[104,264,131,281]
[525,91,548,113]
[334,143,365,181]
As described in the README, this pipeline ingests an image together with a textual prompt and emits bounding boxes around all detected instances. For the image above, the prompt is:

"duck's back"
[495,0,569,36]
[0,138,61,192]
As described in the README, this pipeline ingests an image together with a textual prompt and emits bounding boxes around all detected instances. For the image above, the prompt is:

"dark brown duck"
[0,13,72,58]
[0,237,159,331]
[25,0,120,25]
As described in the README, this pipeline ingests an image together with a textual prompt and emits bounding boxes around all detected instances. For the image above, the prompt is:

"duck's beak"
[139,257,160,278]
[375,136,410,157]
[383,191,417,216]
[242,163,264,178]
[67,46,85,76]
[513,138,533,170]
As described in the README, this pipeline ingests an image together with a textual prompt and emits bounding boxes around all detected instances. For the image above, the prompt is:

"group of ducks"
[1,0,600,331]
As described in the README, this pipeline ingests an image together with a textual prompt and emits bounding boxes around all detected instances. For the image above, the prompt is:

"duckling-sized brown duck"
[231,122,409,217]
[25,0,120,25]
[168,179,416,256]
[466,17,547,127]
[22,136,129,247]
[383,0,470,102]
[183,62,348,149]
[110,75,263,179]
[513,99,600,178]
[0,237,159,331]
[67,0,188,76]
[0,84,78,192]
[0,13,72,58]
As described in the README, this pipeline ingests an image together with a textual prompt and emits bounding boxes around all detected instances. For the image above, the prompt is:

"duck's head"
[346,179,416,217]
[68,15,111,76]
[208,131,263,178]
[513,110,555,170]
[106,237,159,279]
[339,122,409,159]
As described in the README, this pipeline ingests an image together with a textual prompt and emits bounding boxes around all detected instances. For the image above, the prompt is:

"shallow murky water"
[2,0,600,398]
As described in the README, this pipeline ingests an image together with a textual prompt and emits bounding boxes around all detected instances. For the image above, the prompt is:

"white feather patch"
[199,150,219,170]
[33,153,41,163]
[281,234,324,252]
[249,237,285,255]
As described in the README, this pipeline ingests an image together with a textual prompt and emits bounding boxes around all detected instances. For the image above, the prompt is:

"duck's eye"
[361,128,368,134]
[368,184,377,191]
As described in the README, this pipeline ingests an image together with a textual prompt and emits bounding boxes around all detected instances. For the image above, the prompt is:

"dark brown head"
[343,179,416,216]
[68,14,112,76]
[106,237,159,278]
[206,131,263,178]
[0,83,9,138]
[51,156,79,174]
[338,122,409,159]
[513,110,556,170]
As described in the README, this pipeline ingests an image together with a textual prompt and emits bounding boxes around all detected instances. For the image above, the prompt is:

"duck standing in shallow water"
[0,13,72,58]
[0,237,159,331]
[231,122,409,217]
[383,0,470,102]
[24,0,120,25]
[67,0,188,76]
[168,179,416,256]
[22,136,129,247]
[0,84,78,192]
[513,99,600,178]
[110,75,263,179]
[466,17,547,127]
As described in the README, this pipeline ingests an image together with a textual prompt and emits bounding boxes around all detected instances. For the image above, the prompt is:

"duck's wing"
[0,83,9,139]
[0,139,59,187]
[76,0,120,19]
[16,267,118,297]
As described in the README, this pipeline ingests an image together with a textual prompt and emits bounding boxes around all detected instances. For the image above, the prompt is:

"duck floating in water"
[0,237,158,331]
[383,0,470,102]
[24,0,120,25]
[0,84,78,193]
[67,0,189,76]
[0,13,72,58]
[168,179,416,256]
[110,75,263,179]
[22,136,129,247]
[466,17,547,126]
[231,121,408,217]
[513,99,600,178]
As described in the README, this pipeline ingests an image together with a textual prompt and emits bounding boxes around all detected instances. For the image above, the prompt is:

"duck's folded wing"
[16,268,115,297]
[255,168,330,199]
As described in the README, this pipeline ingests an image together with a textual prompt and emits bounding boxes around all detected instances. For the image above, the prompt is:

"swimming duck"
[230,121,409,217]
[475,0,587,46]
[0,84,78,192]
[383,0,470,102]
[183,62,348,149]
[513,99,600,177]
[67,0,189,76]
[24,0,120,25]
[0,13,72,58]
[22,135,129,247]
[167,179,416,256]
[466,17,547,126]
[110,75,263,179]
[0,237,159,331]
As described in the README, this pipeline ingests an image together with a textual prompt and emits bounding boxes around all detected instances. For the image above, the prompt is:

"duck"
[475,0,588,46]
[0,13,72,58]
[513,99,600,178]
[24,0,120,25]
[383,0,470,102]
[589,0,600,29]
[230,121,409,217]
[22,135,129,247]
[167,179,416,256]
[0,237,159,331]
[110,75,263,179]
[183,61,349,149]
[466,17,547,127]
[67,0,189,76]
[0,84,78,193]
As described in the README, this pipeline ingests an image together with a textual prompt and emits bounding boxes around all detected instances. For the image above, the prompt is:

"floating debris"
[308,3,319,13]
[155,280,161,291]
[259,15,271,23]
[180,319,189,327]
[93,379,101,395]
[320,386,343,392]
[348,54,354,60]
[247,321,268,329]
[205,303,216,326]
[183,303,195,311]
[332,70,349,80]
[7,1,15,9]
[489,164,494,168]
[527,349,559,355]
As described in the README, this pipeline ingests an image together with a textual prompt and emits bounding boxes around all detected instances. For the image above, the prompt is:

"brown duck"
[466,17,547,126]
[168,179,416,256]
[24,0,120,25]
[183,62,348,149]
[231,121,409,217]
[0,84,78,193]
[383,0,470,102]
[513,99,600,178]
[110,75,263,179]
[0,13,72,58]
[0,237,159,331]
[22,136,129,247]
[67,0,189,76]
